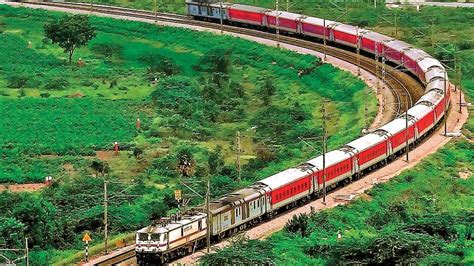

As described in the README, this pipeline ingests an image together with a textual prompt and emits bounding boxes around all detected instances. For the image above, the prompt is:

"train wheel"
[161,253,170,264]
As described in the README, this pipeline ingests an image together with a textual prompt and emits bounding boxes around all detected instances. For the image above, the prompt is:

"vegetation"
[0,5,375,264]
[44,15,96,64]
[202,140,474,264]
[199,2,474,265]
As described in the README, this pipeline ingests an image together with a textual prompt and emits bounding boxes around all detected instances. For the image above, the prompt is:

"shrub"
[43,78,69,90]
[91,42,123,58]
[7,75,28,88]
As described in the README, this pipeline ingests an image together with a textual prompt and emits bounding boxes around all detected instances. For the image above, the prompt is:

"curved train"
[136,1,451,263]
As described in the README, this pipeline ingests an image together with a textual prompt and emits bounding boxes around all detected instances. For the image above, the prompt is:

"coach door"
[387,140,392,156]
[353,157,359,174]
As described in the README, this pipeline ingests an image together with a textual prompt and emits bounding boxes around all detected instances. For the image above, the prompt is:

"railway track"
[14,1,425,264]
[93,247,135,266]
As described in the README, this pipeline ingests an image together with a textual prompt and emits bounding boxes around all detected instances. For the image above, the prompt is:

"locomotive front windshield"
[150,233,161,241]
[138,233,148,241]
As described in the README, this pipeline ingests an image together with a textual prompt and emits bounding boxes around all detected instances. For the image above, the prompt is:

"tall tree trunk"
[68,50,73,64]
[68,46,76,64]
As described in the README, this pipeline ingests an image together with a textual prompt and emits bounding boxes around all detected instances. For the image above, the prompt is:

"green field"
[0,4,377,264]
[190,2,474,265]
[203,141,474,264]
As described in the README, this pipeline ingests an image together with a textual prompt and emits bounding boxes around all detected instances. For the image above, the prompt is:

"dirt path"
[0,183,47,192]
[175,87,469,264]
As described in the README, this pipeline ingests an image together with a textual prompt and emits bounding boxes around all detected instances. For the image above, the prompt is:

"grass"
[0,4,376,184]
[190,2,474,264]
[0,98,145,183]
[203,140,474,264]
[0,4,377,265]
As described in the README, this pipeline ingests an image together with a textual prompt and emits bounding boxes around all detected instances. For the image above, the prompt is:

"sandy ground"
[174,86,468,264]
[0,183,47,192]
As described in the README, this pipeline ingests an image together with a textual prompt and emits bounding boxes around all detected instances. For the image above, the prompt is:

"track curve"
[12,2,426,265]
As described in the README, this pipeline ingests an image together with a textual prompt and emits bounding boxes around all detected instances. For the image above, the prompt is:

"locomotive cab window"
[138,233,148,241]
[151,233,160,241]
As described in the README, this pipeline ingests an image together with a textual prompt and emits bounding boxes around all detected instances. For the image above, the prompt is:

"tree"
[196,48,232,75]
[44,15,96,64]
[200,235,275,264]
[285,213,310,237]
[257,76,276,105]
[90,160,110,177]
[0,20,6,34]
[176,148,195,177]
[140,53,180,78]
[208,145,224,174]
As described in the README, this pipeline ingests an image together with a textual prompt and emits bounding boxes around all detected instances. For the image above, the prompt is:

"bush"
[91,42,123,58]
[7,75,28,88]
[43,78,69,90]
[285,213,310,237]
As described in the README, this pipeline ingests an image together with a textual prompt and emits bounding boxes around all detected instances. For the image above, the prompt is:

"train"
[135,1,451,264]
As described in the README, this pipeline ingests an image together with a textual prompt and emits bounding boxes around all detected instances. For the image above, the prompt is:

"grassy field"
[0,5,376,182]
[184,2,474,265]
[0,4,377,264]
[202,141,474,264]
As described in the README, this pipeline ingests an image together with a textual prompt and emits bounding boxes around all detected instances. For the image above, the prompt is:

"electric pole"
[375,42,380,93]
[103,179,108,254]
[431,19,435,48]
[219,1,224,34]
[206,178,211,253]
[357,27,361,77]
[321,102,327,205]
[236,131,241,182]
[394,11,398,38]
[405,98,409,162]
[276,0,280,48]
[381,51,386,90]
[444,71,448,136]
[323,19,327,61]
[456,58,462,113]
[25,237,29,266]
[153,0,157,22]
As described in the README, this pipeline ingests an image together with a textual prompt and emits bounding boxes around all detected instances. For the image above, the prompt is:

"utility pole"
[321,102,327,205]
[323,19,327,61]
[153,0,157,22]
[394,11,398,38]
[25,237,29,266]
[431,19,435,48]
[206,178,211,253]
[381,51,386,90]
[405,98,409,162]
[375,42,380,93]
[276,0,280,48]
[103,179,108,254]
[356,27,361,77]
[236,131,242,182]
[219,1,224,34]
[456,59,462,113]
[364,96,369,131]
[444,71,448,136]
